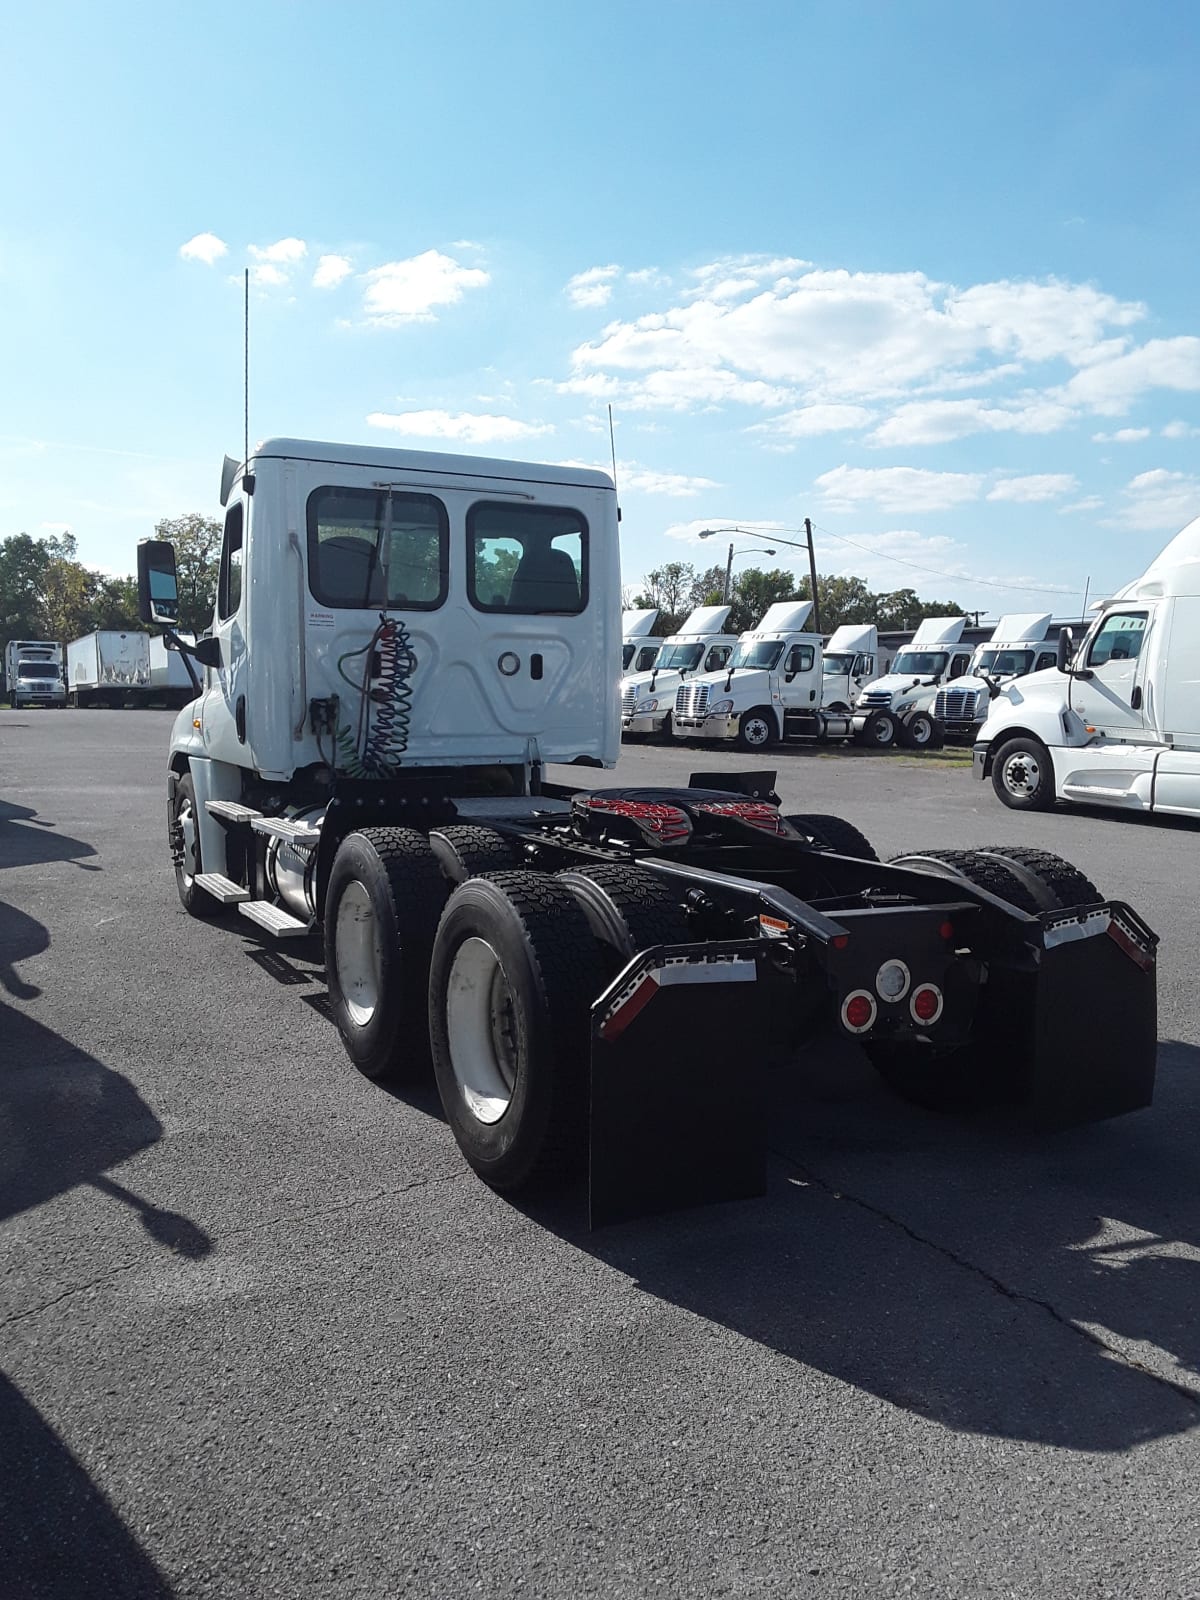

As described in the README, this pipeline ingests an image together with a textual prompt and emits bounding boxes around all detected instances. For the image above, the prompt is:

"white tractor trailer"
[137,437,1160,1224]
[977,515,1200,819]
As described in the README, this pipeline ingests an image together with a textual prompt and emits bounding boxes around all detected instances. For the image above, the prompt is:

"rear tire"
[325,828,448,1081]
[991,735,1055,810]
[783,814,878,861]
[887,848,1044,915]
[859,709,898,748]
[172,774,222,919]
[429,872,606,1192]
[556,864,691,975]
[737,706,776,750]
[900,710,937,749]
[429,824,520,885]
[971,846,1102,912]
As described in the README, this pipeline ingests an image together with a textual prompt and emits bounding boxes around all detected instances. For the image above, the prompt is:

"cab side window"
[1035,650,1056,672]
[950,652,970,677]
[785,644,814,675]
[856,653,874,677]
[705,645,732,671]
[1088,612,1148,666]
[218,503,244,621]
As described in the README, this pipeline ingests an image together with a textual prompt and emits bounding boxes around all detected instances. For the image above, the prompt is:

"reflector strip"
[599,957,757,1041]
[1106,917,1155,972]
[1042,909,1110,949]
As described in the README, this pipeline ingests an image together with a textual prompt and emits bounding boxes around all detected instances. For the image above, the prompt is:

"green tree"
[634,561,697,633]
[157,513,222,633]
[0,533,52,643]
[727,567,804,634]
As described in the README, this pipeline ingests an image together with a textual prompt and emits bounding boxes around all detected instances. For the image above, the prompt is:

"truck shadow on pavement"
[548,1037,1200,1454]
[0,797,102,871]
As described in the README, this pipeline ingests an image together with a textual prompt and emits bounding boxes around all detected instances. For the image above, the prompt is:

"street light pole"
[804,518,822,634]
[723,542,734,604]
[700,523,822,631]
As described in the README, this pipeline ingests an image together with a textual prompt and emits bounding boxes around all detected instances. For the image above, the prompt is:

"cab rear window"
[468,503,587,614]
[307,488,448,609]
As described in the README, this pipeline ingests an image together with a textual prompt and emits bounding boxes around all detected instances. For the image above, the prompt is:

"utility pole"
[804,518,822,633]
[722,542,734,604]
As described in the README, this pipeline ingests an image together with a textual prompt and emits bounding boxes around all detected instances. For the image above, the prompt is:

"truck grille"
[859,690,893,709]
[676,682,710,719]
[621,685,637,717]
[934,689,979,724]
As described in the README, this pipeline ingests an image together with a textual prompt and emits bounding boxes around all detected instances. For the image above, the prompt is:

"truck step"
[237,901,313,938]
[206,800,264,824]
[249,817,321,847]
[194,872,250,904]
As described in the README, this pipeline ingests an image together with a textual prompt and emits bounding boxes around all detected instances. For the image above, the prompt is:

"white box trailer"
[149,632,198,708]
[4,639,66,707]
[67,630,152,707]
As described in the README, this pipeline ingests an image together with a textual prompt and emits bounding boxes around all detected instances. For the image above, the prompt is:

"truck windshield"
[730,640,784,671]
[972,648,1034,676]
[822,652,854,674]
[19,662,61,679]
[892,650,948,677]
[656,643,704,671]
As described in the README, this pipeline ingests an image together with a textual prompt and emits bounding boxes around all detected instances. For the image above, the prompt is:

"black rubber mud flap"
[1005,901,1158,1127]
[587,940,786,1228]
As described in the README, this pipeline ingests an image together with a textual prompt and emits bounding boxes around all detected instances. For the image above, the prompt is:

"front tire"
[429,872,605,1193]
[324,828,448,1081]
[172,774,221,919]
[858,709,898,748]
[737,706,776,750]
[991,736,1055,810]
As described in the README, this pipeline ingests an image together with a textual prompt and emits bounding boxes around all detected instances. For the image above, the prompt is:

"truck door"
[779,642,818,709]
[1072,608,1151,739]
[203,498,250,763]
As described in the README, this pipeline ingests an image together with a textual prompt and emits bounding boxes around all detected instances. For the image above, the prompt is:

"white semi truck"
[67,630,152,707]
[851,616,973,749]
[621,608,661,676]
[4,639,66,708]
[976,515,1200,819]
[135,435,1159,1223]
[620,604,737,740]
[932,613,1059,743]
[820,623,880,711]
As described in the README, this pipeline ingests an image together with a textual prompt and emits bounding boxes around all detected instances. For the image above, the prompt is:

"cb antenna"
[608,403,619,491]
[244,268,250,467]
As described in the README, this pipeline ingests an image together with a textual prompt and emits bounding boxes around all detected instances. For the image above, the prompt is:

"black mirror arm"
[162,626,216,694]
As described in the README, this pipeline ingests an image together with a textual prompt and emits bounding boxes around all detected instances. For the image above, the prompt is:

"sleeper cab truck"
[621,608,661,677]
[977,515,1200,819]
[620,605,738,740]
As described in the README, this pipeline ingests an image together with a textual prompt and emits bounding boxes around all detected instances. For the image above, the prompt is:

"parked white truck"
[851,616,973,749]
[820,623,880,711]
[621,608,661,676]
[620,604,737,739]
[933,614,1059,742]
[976,515,1200,818]
[149,631,198,708]
[4,639,65,708]
[67,630,152,707]
[132,435,1160,1224]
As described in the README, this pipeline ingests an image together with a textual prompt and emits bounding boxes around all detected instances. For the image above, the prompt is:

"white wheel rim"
[744,717,770,746]
[336,880,381,1026]
[1002,751,1040,798]
[873,719,893,745]
[911,720,930,745]
[445,937,519,1125]
[178,797,198,887]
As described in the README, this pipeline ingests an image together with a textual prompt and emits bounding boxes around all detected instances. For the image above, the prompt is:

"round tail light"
[841,990,877,1034]
[875,959,911,1002]
[910,984,944,1025]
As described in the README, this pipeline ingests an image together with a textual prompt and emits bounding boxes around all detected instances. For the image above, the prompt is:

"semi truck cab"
[671,602,822,749]
[977,514,1200,817]
[5,640,66,708]
[933,613,1057,741]
[820,623,879,712]
[619,604,737,739]
[621,608,660,675]
[852,616,971,748]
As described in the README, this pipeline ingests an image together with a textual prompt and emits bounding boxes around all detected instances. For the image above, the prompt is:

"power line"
[808,520,1107,599]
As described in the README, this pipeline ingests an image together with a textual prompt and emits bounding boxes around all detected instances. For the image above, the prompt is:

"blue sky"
[2,0,1198,619]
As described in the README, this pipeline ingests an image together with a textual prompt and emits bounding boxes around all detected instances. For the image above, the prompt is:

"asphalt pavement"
[2,710,1199,1599]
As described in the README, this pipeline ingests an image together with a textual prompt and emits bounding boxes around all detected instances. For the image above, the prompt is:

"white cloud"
[366,409,551,443]
[748,404,874,441]
[619,464,720,497]
[1058,337,1200,415]
[249,237,308,264]
[1092,427,1151,443]
[815,464,984,514]
[869,395,1074,447]
[250,263,288,287]
[179,232,227,265]
[987,474,1079,504]
[1112,468,1200,531]
[556,367,793,411]
[1162,419,1200,439]
[1061,496,1105,514]
[566,265,621,309]
[313,254,353,288]
[626,267,671,289]
[361,250,490,325]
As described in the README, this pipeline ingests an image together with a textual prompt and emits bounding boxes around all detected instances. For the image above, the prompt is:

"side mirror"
[1056,630,1074,674]
[137,539,180,625]
[192,636,222,668]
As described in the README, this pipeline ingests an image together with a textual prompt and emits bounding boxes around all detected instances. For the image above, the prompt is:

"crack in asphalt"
[779,1149,1200,1412]
[1,1168,470,1329]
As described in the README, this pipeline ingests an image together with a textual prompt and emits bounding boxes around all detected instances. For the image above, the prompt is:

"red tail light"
[910,984,944,1025]
[841,990,877,1034]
